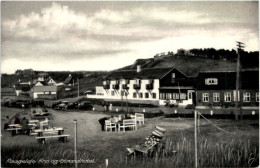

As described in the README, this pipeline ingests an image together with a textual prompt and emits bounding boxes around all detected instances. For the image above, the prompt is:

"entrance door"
[192,92,196,105]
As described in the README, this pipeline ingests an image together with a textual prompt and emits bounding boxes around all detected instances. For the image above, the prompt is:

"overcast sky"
[1,1,259,74]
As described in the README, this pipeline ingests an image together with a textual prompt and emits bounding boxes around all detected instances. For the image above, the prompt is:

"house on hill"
[1,87,16,102]
[88,66,196,106]
[32,85,58,99]
[37,72,49,82]
[64,74,76,86]
[14,83,31,97]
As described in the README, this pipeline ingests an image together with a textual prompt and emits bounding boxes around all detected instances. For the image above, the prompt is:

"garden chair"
[135,113,144,126]
[105,120,116,132]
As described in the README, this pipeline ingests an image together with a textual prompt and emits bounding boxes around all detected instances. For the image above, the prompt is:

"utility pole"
[194,110,198,168]
[78,76,80,98]
[235,41,245,120]
[74,120,78,168]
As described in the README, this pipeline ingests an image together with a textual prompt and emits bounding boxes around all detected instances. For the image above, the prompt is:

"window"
[188,92,192,99]
[224,92,231,102]
[256,92,259,102]
[171,73,176,83]
[160,93,165,100]
[205,78,218,85]
[180,93,187,100]
[111,91,115,96]
[133,93,137,98]
[152,93,156,99]
[243,92,250,102]
[145,93,149,98]
[213,93,220,102]
[139,92,143,98]
[172,93,180,100]
[202,93,209,102]
[166,93,172,99]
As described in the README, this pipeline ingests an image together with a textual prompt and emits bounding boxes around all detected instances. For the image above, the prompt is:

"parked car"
[16,100,31,108]
[67,102,79,110]
[32,100,44,107]
[51,101,62,109]
[56,101,69,110]
[78,101,93,110]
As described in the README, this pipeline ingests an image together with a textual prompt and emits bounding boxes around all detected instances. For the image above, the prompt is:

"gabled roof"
[15,84,31,92]
[197,69,259,90]
[1,87,16,96]
[35,81,47,86]
[1,87,15,93]
[64,75,74,84]
[33,85,57,92]
[105,67,173,80]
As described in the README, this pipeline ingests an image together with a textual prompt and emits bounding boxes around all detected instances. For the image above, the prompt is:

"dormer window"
[103,80,110,85]
[205,78,218,85]
[122,79,129,84]
[148,79,154,84]
[134,79,141,84]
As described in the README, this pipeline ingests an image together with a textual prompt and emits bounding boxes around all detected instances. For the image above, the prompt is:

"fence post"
[105,159,108,168]
[74,120,78,168]
[198,113,200,133]
[194,110,198,168]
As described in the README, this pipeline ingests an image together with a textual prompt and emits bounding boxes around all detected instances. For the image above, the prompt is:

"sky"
[1,1,259,74]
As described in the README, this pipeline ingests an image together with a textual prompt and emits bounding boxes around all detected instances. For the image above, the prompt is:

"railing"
[146,83,154,90]
[103,84,110,89]
[122,84,129,90]
[112,84,119,89]
[133,84,141,90]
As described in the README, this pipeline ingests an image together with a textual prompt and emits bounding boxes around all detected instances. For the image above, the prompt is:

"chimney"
[137,65,141,73]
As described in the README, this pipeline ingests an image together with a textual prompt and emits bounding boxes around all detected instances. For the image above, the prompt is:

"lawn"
[1,106,259,168]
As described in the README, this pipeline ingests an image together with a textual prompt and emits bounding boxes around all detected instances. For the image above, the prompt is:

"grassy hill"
[120,55,238,77]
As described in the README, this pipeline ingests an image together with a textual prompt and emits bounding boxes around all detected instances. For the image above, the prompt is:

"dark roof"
[1,87,15,92]
[105,67,173,80]
[64,75,74,84]
[37,81,48,86]
[240,69,259,90]
[197,69,259,90]
[33,85,57,92]
[1,87,16,96]
[15,84,31,91]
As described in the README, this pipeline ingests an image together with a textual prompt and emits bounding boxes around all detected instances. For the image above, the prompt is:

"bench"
[36,134,70,144]
[127,126,166,156]
[118,119,136,132]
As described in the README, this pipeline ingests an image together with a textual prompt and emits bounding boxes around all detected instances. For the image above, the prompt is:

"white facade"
[159,90,195,106]
[88,79,160,104]
[33,91,57,98]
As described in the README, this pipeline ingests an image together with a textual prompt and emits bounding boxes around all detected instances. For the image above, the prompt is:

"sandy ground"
[1,106,258,168]
[1,106,208,147]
